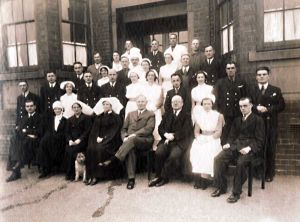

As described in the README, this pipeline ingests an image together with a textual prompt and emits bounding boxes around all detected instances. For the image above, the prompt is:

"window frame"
[219,0,234,55]
[60,0,91,70]
[1,0,38,71]
[257,0,300,51]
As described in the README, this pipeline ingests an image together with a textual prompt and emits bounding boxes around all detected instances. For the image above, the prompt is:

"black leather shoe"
[38,172,49,179]
[90,178,98,186]
[6,171,21,182]
[155,178,169,187]
[85,178,92,185]
[127,179,135,190]
[266,177,273,182]
[148,177,162,187]
[227,193,240,203]
[211,189,226,197]
[193,180,203,189]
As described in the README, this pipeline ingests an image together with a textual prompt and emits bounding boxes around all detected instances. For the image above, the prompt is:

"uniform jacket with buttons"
[100,81,127,106]
[146,50,165,73]
[77,82,103,108]
[200,57,226,86]
[214,75,248,118]
[19,112,43,139]
[40,83,64,114]
[248,84,285,127]
[16,92,40,126]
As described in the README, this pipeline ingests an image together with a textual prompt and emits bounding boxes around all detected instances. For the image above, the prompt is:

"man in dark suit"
[149,95,193,187]
[40,72,63,117]
[99,95,155,189]
[146,39,165,73]
[71,61,85,92]
[164,73,191,113]
[175,54,197,90]
[87,51,103,82]
[77,72,102,108]
[200,45,225,86]
[211,97,265,203]
[6,81,40,171]
[117,56,131,86]
[6,100,43,182]
[101,69,127,107]
[213,61,248,145]
[248,66,285,182]
[189,39,205,72]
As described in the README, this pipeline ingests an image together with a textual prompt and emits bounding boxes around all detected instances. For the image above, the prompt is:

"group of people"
[6,33,285,204]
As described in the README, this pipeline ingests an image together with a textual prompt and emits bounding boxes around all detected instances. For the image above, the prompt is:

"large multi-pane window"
[61,0,88,66]
[220,0,233,55]
[1,0,37,67]
[264,0,300,42]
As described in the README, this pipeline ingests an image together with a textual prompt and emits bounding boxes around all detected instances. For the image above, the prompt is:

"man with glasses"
[248,66,285,182]
[213,61,248,145]
[146,39,165,72]
[211,97,265,203]
[6,100,43,182]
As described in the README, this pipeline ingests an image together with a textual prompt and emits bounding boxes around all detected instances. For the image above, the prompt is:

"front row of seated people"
[6,91,264,203]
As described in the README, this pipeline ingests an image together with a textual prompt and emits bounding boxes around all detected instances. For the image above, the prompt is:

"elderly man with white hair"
[99,95,155,190]
[149,95,193,187]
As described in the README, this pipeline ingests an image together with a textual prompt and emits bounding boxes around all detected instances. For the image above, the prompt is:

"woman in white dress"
[125,68,144,118]
[60,81,94,118]
[191,71,213,122]
[190,95,224,189]
[159,53,178,97]
[60,81,78,119]
[140,58,151,83]
[143,69,163,150]
[112,51,122,72]
[97,66,110,87]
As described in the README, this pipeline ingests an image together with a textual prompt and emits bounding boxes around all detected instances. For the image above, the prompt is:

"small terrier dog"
[75,152,86,182]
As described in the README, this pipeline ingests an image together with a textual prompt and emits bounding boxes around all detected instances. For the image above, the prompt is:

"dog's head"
[76,152,86,165]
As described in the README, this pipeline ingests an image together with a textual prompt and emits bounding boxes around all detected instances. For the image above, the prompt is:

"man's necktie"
[261,85,265,95]
[242,115,246,122]
[183,67,187,75]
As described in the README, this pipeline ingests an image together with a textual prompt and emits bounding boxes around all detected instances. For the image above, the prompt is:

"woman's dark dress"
[86,112,122,178]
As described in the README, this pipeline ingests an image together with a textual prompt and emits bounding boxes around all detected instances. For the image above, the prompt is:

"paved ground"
[0,162,299,222]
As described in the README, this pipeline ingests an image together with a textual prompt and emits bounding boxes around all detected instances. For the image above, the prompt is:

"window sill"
[249,48,300,62]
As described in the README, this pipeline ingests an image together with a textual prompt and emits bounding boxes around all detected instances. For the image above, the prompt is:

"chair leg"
[248,164,253,197]
[147,151,152,181]
[262,161,265,189]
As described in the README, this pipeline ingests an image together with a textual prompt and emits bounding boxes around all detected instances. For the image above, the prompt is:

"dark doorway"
[124,15,188,55]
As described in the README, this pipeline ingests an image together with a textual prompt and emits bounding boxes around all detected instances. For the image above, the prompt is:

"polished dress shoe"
[127,179,135,190]
[266,177,273,182]
[6,171,21,182]
[211,189,226,197]
[85,178,92,185]
[148,177,162,187]
[227,193,240,203]
[155,178,169,187]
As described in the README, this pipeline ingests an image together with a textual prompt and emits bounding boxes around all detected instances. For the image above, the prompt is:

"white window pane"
[7,25,16,44]
[222,28,228,54]
[7,46,17,67]
[285,0,300,9]
[1,0,13,23]
[264,0,283,11]
[229,25,234,51]
[28,43,38,65]
[17,45,28,67]
[76,45,87,66]
[16,24,26,44]
[285,9,300,40]
[179,31,188,43]
[63,43,75,65]
[264,12,283,42]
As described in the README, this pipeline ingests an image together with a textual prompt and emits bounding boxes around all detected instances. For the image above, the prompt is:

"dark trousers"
[213,149,253,195]
[265,125,278,178]
[115,136,152,179]
[155,142,183,179]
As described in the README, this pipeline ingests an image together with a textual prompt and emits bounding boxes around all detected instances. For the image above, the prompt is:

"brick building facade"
[0,0,299,175]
